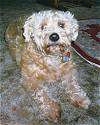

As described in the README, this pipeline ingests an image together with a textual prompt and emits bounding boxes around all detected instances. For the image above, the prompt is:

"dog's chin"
[43,43,66,55]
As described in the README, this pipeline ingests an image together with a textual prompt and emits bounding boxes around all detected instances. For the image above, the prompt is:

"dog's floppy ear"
[64,11,79,41]
[23,14,35,42]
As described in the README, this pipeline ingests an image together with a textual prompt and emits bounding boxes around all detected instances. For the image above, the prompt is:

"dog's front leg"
[64,76,91,109]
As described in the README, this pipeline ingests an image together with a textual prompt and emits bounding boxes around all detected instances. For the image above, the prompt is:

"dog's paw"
[47,101,61,122]
[71,96,91,109]
[40,100,61,123]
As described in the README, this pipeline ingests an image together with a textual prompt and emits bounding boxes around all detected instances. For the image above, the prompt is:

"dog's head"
[23,10,78,54]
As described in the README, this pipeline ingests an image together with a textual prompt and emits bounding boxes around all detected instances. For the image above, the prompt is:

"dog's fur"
[6,10,90,122]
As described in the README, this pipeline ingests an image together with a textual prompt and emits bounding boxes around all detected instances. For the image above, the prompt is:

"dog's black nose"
[49,33,59,42]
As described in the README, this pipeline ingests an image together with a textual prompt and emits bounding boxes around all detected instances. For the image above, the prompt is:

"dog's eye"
[41,25,44,30]
[58,22,65,28]
[41,23,47,30]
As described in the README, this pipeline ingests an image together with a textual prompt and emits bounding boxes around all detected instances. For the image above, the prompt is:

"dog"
[6,10,90,122]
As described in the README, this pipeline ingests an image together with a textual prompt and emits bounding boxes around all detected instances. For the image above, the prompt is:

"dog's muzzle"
[49,33,59,42]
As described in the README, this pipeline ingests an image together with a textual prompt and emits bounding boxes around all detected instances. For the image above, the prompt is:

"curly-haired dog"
[6,10,90,122]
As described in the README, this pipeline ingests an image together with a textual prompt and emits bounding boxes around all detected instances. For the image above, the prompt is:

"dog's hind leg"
[35,89,61,123]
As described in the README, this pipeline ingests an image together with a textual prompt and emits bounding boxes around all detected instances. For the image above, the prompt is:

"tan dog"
[6,10,90,122]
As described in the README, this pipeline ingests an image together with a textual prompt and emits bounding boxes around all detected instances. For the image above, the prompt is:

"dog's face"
[23,10,78,54]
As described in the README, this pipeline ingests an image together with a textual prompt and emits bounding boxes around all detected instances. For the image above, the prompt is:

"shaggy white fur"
[22,10,90,120]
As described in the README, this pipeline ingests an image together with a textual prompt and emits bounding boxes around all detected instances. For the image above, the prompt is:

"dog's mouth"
[43,43,71,62]
[44,43,65,54]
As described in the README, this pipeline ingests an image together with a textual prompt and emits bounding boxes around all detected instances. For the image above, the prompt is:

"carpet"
[72,19,100,67]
